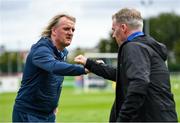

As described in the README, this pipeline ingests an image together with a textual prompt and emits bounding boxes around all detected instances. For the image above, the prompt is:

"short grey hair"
[112,8,143,30]
[41,14,76,37]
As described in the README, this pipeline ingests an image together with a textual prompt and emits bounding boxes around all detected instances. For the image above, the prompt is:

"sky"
[0,0,180,51]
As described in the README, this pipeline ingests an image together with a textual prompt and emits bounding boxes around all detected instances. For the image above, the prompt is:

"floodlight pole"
[8,52,12,75]
[17,41,22,73]
[141,0,153,35]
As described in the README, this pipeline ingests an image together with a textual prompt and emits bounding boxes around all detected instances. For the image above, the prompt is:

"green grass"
[0,92,16,122]
[0,88,114,122]
[171,74,180,120]
[0,75,180,122]
[58,88,114,122]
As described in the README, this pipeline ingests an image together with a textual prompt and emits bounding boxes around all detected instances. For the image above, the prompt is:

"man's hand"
[85,68,90,73]
[53,107,58,115]
[96,60,105,64]
[74,55,87,65]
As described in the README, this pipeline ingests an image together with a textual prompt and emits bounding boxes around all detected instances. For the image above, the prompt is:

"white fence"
[0,75,21,93]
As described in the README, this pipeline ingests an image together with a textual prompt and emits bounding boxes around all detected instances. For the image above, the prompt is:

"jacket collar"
[42,37,68,60]
[127,31,144,42]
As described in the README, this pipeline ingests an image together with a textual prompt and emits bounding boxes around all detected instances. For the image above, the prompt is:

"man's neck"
[128,29,142,37]
[126,29,144,42]
[50,36,64,51]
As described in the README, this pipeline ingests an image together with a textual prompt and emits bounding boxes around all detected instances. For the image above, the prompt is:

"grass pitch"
[0,88,114,122]
[0,75,179,122]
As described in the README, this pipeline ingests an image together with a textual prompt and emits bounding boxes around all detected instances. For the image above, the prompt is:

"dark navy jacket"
[13,37,86,116]
[85,35,177,122]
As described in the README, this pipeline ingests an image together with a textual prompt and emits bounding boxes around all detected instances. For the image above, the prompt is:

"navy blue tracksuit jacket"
[13,37,86,116]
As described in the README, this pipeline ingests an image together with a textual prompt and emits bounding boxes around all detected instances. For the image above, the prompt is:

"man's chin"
[65,42,71,47]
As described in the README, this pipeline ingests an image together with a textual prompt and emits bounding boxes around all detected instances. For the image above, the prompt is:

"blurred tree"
[174,40,180,63]
[149,13,180,51]
[0,52,24,74]
[98,32,118,53]
[99,39,109,53]
[0,52,8,73]
[149,13,180,66]
[67,47,85,64]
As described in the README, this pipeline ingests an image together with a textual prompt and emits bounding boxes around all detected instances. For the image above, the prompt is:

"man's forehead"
[59,17,75,25]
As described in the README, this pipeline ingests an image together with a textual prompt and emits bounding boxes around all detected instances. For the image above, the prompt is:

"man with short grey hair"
[75,8,178,122]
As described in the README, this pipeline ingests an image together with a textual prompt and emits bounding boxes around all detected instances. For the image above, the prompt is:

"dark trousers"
[109,102,116,122]
[12,108,55,122]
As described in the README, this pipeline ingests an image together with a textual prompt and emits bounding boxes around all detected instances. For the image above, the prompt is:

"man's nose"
[67,31,73,36]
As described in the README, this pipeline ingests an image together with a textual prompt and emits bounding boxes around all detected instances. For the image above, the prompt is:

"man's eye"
[72,28,75,32]
[64,28,70,31]
[64,27,75,32]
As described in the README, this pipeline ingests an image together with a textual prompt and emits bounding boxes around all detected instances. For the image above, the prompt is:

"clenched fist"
[74,55,87,65]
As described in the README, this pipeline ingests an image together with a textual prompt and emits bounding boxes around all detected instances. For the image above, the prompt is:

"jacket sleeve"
[85,59,116,81]
[117,43,150,122]
[32,46,86,76]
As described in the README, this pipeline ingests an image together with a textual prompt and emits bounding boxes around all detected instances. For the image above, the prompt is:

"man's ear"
[51,27,57,36]
[121,24,127,30]
[121,24,128,33]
